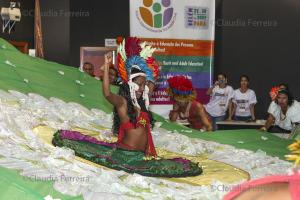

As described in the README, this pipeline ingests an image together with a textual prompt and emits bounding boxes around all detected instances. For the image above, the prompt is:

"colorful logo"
[137,0,176,32]
[185,7,209,29]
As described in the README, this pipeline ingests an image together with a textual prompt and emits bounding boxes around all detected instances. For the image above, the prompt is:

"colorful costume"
[117,111,157,157]
[52,37,203,177]
[52,130,201,177]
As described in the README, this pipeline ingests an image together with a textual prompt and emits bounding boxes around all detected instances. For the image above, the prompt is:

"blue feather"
[125,56,154,82]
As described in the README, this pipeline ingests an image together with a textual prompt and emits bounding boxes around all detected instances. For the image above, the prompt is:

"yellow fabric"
[33,126,250,186]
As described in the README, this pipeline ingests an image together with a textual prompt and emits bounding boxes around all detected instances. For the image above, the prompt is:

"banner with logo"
[130,0,215,116]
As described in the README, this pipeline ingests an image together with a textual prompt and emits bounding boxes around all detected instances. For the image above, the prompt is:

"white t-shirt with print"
[268,100,300,130]
[205,85,234,117]
[233,89,257,117]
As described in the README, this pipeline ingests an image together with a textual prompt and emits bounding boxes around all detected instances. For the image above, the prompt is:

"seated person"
[52,37,202,177]
[229,75,257,121]
[82,62,95,77]
[103,54,156,155]
[260,89,300,133]
[167,76,212,131]
[205,73,234,130]
[269,83,289,101]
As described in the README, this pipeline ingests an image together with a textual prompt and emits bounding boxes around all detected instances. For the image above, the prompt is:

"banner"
[130,0,215,116]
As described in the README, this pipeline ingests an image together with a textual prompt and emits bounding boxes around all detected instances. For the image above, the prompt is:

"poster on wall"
[130,0,215,117]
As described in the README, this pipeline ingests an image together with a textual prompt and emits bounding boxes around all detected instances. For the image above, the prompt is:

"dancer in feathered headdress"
[103,37,160,157]
[116,37,159,110]
[52,37,203,177]
[167,76,212,131]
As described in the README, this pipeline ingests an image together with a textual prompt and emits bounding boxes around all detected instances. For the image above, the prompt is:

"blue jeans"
[209,115,226,131]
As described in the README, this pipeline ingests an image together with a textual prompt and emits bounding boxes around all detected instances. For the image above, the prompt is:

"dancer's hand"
[104,52,113,66]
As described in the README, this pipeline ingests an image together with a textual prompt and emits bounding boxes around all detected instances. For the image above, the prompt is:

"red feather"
[125,37,142,57]
[117,53,128,82]
[146,57,160,80]
[168,76,193,92]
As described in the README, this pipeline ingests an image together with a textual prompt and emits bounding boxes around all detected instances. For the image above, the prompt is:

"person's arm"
[169,103,179,122]
[226,99,233,120]
[197,104,213,131]
[249,91,257,121]
[260,114,275,131]
[227,102,237,120]
[206,81,218,96]
[102,53,123,107]
[250,104,256,121]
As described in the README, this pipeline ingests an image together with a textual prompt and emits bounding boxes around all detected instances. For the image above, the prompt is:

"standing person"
[260,89,300,133]
[229,75,257,121]
[205,73,234,130]
[167,76,212,131]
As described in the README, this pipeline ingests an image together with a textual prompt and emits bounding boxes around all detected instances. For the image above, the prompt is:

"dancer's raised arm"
[102,52,123,107]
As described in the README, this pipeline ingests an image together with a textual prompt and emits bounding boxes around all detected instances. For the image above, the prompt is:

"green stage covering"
[0,38,295,199]
[0,166,82,200]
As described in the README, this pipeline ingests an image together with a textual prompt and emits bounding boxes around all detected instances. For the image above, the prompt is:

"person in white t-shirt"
[229,75,257,121]
[260,89,300,133]
[205,73,234,130]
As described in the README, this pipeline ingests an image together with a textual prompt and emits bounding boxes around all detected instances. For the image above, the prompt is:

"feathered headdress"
[117,37,160,109]
[166,76,196,102]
